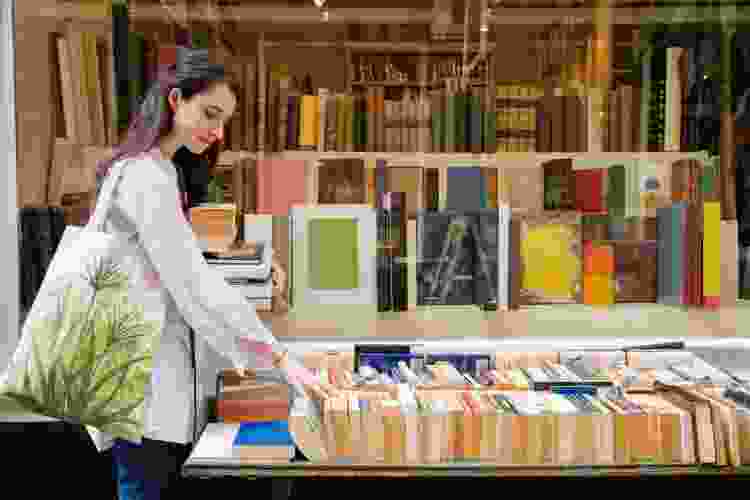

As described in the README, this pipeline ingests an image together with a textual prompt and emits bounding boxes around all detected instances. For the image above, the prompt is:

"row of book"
[253,77,499,154]
[219,348,750,465]
[312,384,750,466]
[304,349,736,392]
[195,153,734,310]
[541,156,720,216]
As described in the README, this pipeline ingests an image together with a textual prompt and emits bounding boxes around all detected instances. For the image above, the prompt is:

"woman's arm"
[114,156,283,370]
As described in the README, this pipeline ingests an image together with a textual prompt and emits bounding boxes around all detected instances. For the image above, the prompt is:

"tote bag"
[0,158,167,444]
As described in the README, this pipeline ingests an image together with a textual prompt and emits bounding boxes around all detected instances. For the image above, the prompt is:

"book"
[232,421,295,462]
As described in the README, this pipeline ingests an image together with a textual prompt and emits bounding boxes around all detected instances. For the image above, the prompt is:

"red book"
[255,159,307,216]
[574,169,606,214]
[217,399,290,423]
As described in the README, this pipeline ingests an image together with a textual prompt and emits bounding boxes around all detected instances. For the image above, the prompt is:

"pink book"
[255,160,307,215]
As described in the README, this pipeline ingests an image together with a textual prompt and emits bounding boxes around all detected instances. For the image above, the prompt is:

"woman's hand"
[271,254,289,312]
[272,350,339,401]
[271,254,286,297]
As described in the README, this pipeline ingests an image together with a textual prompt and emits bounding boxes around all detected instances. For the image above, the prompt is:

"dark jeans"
[112,438,192,500]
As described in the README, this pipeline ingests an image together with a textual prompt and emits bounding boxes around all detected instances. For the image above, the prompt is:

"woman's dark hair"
[94,47,238,200]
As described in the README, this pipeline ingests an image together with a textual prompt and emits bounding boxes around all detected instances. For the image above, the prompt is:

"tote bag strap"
[86,158,129,233]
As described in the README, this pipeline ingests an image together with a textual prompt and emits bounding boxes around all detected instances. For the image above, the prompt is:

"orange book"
[583,273,615,305]
[584,243,614,274]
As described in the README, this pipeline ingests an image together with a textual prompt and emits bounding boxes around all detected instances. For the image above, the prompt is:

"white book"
[290,205,377,312]
[496,204,511,310]
[317,88,328,152]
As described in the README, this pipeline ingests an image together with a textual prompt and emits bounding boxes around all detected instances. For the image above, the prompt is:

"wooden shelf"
[257,302,749,339]
[496,97,541,104]
[263,40,495,54]
[215,150,708,167]
[352,80,432,87]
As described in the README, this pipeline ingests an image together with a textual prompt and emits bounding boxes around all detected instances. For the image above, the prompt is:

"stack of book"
[216,370,290,423]
[232,420,296,463]
[190,203,238,253]
[204,242,273,309]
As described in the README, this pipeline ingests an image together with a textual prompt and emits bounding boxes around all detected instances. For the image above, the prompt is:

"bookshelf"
[19,1,743,337]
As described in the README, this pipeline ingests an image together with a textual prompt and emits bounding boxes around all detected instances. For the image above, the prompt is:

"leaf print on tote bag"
[0,158,167,445]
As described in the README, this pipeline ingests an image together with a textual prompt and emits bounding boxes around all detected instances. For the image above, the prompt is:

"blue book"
[446,166,484,212]
[233,421,294,447]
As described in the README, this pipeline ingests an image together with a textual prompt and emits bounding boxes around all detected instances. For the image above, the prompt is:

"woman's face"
[170,81,237,155]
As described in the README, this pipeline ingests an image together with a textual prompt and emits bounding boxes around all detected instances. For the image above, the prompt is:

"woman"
[91,47,333,500]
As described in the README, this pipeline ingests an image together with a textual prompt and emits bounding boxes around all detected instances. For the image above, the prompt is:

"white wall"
[0,0,18,373]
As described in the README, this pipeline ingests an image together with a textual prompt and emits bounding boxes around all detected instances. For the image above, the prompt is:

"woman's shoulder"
[115,149,177,188]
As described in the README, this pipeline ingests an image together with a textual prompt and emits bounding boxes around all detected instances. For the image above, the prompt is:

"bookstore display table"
[183,424,750,479]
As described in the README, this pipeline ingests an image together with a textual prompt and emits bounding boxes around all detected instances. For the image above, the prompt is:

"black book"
[473,209,499,310]
[417,211,477,306]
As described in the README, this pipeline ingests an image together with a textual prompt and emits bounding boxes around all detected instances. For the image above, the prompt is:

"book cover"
[520,214,582,304]
[417,212,477,306]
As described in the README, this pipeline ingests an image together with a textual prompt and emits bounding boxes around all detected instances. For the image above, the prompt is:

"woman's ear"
[168,88,182,113]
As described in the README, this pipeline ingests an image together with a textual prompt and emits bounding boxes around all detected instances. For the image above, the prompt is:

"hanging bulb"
[313,0,326,7]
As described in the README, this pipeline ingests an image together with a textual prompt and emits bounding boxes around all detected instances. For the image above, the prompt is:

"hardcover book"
[519,213,582,304]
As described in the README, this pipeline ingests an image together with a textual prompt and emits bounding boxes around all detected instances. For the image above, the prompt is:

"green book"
[483,110,497,153]
[309,218,359,290]
[469,94,482,151]
[607,164,626,218]
[127,33,144,120]
[444,94,457,152]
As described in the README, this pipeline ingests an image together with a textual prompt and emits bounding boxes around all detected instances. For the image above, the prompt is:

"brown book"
[423,168,440,211]
[386,166,421,220]
[318,158,366,205]
[563,95,579,153]
[542,158,576,211]
[582,216,608,242]
[538,93,553,153]
[614,241,657,303]
[245,62,256,151]
[216,399,290,423]
[550,95,565,152]
[266,72,277,152]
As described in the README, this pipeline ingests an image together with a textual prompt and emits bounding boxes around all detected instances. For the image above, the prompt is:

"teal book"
[455,94,467,152]
[233,421,294,447]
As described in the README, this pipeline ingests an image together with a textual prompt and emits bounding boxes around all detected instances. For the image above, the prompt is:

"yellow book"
[703,201,721,304]
[299,95,319,147]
